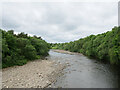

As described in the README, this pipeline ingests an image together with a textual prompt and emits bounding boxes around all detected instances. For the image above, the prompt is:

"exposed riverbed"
[48,50,119,88]
[2,59,66,88]
[2,49,119,88]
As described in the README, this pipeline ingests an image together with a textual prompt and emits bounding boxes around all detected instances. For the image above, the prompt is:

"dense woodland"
[1,29,50,68]
[51,26,120,65]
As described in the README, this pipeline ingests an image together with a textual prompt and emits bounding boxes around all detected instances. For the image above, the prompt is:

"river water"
[47,50,119,88]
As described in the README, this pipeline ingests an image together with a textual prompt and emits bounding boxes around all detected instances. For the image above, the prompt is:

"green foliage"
[30,38,49,56]
[1,29,50,68]
[24,45,37,60]
[50,26,120,65]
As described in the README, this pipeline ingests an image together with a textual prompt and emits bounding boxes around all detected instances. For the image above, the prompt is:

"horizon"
[1,25,118,44]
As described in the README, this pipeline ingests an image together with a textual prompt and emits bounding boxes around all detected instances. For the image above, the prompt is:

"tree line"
[1,29,50,68]
[51,26,120,65]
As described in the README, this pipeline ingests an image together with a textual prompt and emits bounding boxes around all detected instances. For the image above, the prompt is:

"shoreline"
[52,49,83,55]
[2,59,66,88]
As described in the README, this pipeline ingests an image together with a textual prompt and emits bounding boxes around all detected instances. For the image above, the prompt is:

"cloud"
[1,2,118,43]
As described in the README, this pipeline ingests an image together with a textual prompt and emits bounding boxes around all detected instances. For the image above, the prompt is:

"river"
[47,50,119,88]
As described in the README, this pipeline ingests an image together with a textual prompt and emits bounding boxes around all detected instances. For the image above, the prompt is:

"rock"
[72,69,76,71]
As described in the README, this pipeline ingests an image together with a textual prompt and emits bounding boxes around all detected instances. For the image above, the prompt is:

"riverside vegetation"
[1,26,120,68]
[51,26,120,65]
[1,29,50,68]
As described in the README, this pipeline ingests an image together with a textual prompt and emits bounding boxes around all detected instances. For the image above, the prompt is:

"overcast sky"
[1,1,118,43]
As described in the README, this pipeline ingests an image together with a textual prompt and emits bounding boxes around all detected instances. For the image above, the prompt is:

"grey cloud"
[63,24,77,31]
[1,2,118,43]
[2,17,20,29]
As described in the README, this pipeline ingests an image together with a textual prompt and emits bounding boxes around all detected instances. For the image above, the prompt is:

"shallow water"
[47,50,119,88]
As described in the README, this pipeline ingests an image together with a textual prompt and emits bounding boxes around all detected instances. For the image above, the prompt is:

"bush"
[24,45,37,60]
[15,59,27,66]
[1,29,50,68]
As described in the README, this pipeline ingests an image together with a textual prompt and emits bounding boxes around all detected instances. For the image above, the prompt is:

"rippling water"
[47,50,119,88]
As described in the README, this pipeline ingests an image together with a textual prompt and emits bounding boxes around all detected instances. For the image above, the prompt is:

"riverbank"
[52,49,82,55]
[2,59,66,88]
